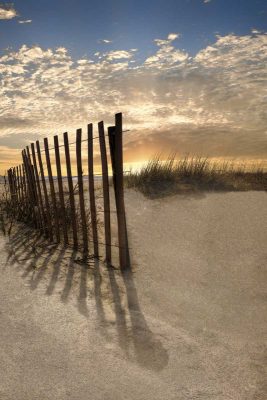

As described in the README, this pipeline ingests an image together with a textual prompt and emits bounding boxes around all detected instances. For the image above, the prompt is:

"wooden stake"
[114,113,128,269]
[44,138,60,243]
[88,123,99,257]
[26,145,42,230]
[16,166,21,203]
[76,128,88,255]
[63,131,78,249]
[36,140,53,242]
[54,135,68,245]
[31,143,46,235]
[98,121,111,265]
[22,150,37,226]
[18,165,25,217]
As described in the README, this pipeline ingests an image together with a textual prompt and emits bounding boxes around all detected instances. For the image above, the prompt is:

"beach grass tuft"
[125,155,267,197]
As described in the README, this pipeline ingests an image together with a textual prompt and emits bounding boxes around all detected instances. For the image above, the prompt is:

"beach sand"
[0,190,266,399]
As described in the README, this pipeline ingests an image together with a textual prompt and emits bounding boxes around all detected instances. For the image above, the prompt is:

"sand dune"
[0,190,267,399]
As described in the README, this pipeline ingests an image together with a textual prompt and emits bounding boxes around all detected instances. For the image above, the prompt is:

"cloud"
[98,39,112,44]
[251,29,262,35]
[168,33,180,41]
[146,33,187,67]
[154,32,181,47]
[0,32,267,171]
[203,0,212,3]
[0,3,18,19]
[105,50,134,60]
[18,19,32,24]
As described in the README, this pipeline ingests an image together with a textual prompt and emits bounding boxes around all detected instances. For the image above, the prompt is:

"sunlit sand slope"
[0,190,266,399]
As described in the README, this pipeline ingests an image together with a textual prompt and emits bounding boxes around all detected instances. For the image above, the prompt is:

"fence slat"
[88,123,98,258]
[18,165,25,217]
[26,146,42,230]
[54,135,68,245]
[22,150,37,226]
[7,169,15,208]
[76,128,88,255]
[26,147,38,203]
[63,132,78,249]
[16,166,21,204]
[114,113,128,269]
[31,143,47,236]
[13,167,21,219]
[98,121,111,265]
[21,164,28,218]
[36,140,53,242]
[44,138,60,243]
[13,167,19,204]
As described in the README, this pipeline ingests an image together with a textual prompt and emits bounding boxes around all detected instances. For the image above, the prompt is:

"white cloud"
[203,0,212,3]
[154,32,180,47]
[0,32,267,167]
[105,50,134,60]
[168,33,180,41]
[18,19,32,24]
[0,3,18,19]
[146,34,188,67]
[251,29,261,34]
[99,39,112,44]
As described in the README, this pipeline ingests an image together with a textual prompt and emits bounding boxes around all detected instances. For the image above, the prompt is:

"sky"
[0,0,267,172]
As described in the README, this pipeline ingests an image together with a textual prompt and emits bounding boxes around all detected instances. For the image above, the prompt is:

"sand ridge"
[0,190,266,399]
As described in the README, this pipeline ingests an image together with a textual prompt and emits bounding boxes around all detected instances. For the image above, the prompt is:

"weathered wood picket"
[5,113,129,269]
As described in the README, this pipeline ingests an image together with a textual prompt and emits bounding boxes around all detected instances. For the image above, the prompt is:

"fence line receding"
[4,113,129,270]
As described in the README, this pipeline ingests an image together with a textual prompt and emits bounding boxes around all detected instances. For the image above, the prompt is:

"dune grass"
[125,155,267,198]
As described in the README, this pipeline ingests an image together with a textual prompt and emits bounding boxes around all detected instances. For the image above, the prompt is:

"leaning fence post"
[7,169,14,206]
[21,164,29,218]
[22,150,37,226]
[114,113,128,269]
[14,167,22,219]
[88,123,99,258]
[64,132,78,249]
[54,135,69,246]
[16,166,21,204]
[44,138,60,243]
[31,143,47,235]
[36,140,53,242]
[26,146,42,230]
[76,128,88,256]
[98,121,111,265]
[18,165,25,218]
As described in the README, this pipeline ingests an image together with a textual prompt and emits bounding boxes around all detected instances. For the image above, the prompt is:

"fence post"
[22,150,37,227]
[76,128,88,256]
[15,166,21,204]
[44,138,60,243]
[18,165,25,218]
[30,143,47,235]
[98,121,111,266]
[88,123,99,258]
[63,132,78,249]
[7,169,15,206]
[26,145,43,230]
[36,140,53,242]
[21,164,29,218]
[12,168,19,207]
[54,135,69,246]
[26,147,38,203]
[13,167,21,219]
[113,113,128,269]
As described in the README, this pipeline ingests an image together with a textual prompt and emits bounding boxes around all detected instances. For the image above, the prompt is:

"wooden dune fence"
[5,112,129,269]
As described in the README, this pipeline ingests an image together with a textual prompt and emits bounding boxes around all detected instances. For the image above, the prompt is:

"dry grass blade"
[125,155,267,198]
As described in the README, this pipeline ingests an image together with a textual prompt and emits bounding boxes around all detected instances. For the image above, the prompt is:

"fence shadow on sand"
[4,224,169,372]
